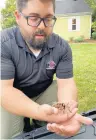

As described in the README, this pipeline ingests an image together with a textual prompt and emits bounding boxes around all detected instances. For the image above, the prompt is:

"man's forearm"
[57,84,78,103]
[1,86,40,119]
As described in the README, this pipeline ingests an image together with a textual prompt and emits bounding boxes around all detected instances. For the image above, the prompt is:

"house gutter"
[56,12,92,17]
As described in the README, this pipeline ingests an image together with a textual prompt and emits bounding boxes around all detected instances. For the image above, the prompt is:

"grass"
[70,43,96,113]
[55,43,96,113]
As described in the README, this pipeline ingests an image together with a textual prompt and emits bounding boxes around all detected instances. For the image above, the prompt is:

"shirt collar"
[47,33,57,49]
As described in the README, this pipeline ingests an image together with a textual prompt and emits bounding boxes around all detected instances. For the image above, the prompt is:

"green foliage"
[85,0,96,10]
[92,8,96,22]
[85,0,96,22]
[92,22,96,32]
[74,36,85,43]
[1,0,16,29]
[69,37,74,42]
[92,32,96,39]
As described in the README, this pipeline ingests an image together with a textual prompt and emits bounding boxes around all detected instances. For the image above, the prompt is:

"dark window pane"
[72,25,76,30]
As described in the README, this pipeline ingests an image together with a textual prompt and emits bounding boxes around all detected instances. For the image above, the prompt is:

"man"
[1,0,93,138]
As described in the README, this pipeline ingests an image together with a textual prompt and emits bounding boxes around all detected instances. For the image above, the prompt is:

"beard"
[26,29,50,50]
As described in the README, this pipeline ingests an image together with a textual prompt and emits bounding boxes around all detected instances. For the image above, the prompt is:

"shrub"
[92,32,96,39]
[92,22,96,32]
[80,35,85,40]
[69,37,74,42]
[74,36,84,43]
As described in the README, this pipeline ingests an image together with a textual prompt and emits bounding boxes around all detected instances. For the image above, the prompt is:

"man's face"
[15,0,55,50]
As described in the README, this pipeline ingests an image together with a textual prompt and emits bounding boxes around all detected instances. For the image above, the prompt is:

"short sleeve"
[56,41,73,79]
[1,42,15,80]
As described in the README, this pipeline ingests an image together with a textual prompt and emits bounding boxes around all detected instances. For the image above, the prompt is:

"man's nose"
[38,20,46,29]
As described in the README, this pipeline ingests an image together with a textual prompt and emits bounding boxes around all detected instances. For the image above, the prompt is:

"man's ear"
[14,10,21,24]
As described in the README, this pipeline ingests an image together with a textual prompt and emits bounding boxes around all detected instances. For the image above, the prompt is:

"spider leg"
[66,102,72,113]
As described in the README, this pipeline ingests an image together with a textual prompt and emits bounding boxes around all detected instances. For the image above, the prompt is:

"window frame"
[68,16,80,32]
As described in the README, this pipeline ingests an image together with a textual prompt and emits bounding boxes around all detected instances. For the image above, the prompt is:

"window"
[68,17,80,31]
[72,18,76,30]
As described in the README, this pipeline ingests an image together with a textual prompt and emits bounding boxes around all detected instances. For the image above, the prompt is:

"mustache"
[34,30,46,36]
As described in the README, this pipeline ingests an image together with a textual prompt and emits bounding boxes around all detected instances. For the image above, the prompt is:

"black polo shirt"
[1,26,73,98]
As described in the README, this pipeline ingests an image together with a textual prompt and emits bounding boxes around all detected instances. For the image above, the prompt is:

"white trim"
[56,0,62,1]
[56,12,92,17]
[76,17,80,31]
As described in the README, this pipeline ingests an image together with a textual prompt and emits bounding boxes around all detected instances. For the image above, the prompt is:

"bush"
[69,37,74,42]
[92,32,96,39]
[74,36,84,43]
[92,22,96,32]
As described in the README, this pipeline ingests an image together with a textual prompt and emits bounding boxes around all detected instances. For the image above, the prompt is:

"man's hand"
[52,100,78,114]
[47,113,93,137]
[37,104,78,123]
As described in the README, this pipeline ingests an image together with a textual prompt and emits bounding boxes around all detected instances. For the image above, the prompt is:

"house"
[54,0,92,41]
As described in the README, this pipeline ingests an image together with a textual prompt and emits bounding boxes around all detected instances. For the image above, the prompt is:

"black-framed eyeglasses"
[20,12,57,27]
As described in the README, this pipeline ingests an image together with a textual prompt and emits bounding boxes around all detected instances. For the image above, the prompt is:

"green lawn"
[54,43,96,113]
[70,43,96,113]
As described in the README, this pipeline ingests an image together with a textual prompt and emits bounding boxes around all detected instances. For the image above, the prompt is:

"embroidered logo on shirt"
[46,60,56,69]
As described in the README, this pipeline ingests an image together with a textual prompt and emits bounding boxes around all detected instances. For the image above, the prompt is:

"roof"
[55,0,92,15]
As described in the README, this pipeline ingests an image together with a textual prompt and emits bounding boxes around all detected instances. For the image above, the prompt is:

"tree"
[1,0,16,29]
[92,22,96,32]
[85,0,96,10]
[85,0,96,32]
[85,0,96,21]
[92,8,96,22]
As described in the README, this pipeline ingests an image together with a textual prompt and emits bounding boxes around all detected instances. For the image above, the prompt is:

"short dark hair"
[16,0,55,12]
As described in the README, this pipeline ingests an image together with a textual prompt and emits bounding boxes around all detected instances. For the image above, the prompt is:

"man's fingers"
[75,114,93,125]
[41,104,58,115]
[61,123,81,136]
[52,107,59,114]
[47,123,79,137]
[56,108,78,123]
[69,101,78,111]
[47,123,65,135]
[47,123,61,133]
[68,108,78,119]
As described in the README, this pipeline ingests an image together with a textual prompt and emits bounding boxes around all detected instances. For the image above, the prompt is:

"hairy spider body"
[52,102,72,114]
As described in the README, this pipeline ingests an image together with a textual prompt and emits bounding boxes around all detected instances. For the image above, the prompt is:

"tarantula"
[52,102,72,114]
